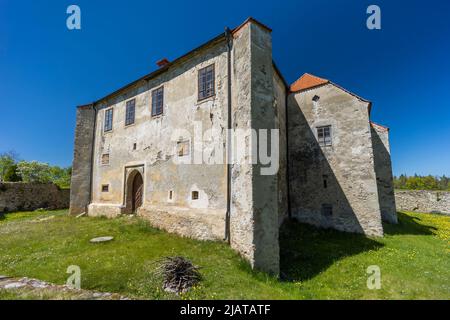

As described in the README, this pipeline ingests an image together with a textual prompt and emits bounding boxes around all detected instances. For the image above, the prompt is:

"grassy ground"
[0,209,448,300]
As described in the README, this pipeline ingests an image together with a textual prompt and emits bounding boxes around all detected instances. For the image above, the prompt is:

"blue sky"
[0,0,449,175]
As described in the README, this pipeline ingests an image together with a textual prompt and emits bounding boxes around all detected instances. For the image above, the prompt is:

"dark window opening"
[125,99,136,126]
[192,191,199,200]
[317,125,332,147]
[322,204,333,217]
[169,190,173,200]
[102,185,109,192]
[198,64,215,100]
[323,175,328,189]
[104,109,113,132]
[152,87,164,116]
[312,95,320,102]
[133,143,137,150]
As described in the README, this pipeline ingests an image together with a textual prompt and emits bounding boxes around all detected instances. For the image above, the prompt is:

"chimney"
[156,58,170,68]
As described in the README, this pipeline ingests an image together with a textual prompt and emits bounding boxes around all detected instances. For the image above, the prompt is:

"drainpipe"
[224,27,233,243]
[285,90,292,219]
[88,103,98,211]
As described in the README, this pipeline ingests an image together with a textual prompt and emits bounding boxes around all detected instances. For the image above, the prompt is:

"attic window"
[192,191,199,200]
[312,95,320,102]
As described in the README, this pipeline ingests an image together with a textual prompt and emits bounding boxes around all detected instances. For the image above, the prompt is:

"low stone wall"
[395,190,450,215]
[138,205,226,241]
[0,182,70,213]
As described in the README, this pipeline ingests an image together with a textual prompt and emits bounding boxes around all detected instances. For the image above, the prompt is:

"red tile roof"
[290,73,329,92]
[370,121,390,132]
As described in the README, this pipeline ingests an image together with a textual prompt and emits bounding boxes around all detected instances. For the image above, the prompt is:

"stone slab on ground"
[0,276,130,300]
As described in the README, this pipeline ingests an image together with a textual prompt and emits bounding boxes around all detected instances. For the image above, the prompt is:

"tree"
[3,164,22,182]
[16,161,52,183]
[0,151,19,181]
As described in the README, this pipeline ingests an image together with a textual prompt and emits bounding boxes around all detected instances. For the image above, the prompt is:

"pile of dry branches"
[156,256,202,293]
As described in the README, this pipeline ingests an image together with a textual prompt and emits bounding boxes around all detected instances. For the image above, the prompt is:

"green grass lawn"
[0,209,448,300]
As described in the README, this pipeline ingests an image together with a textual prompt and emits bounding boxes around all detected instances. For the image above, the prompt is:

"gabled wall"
[288,83,384,236]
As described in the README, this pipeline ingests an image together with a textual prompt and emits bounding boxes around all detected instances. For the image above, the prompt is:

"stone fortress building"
[70,18,397,275]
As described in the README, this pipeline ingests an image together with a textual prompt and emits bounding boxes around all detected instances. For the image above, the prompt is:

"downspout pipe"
[88,103,98,211]
[224,27,233,243]
[285,90,292,219]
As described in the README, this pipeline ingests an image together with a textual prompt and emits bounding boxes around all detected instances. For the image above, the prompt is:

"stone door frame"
[122,164,145,214]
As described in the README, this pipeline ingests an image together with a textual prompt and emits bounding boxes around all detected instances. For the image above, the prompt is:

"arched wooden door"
[132,173,143,213]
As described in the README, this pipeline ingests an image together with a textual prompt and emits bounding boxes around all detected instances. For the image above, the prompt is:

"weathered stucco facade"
[70,18,396,275]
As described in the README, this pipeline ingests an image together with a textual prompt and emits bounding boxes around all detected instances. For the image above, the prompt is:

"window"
[317,125,332,147]
[101,153,110,165]
[133,143,137,150]
[192,191,199,200]
[152,87,164,116]
[198,64,215,100]
[177,140,190,157]
[104,108,113,132]
[168,190,173,201]
[323,175,328,189]
[312,95,320,102]
[322,204,333,217]
[102,185,109,192]
[125,99,135,126]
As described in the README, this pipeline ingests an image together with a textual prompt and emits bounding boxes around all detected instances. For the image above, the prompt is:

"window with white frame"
[317,125,332,147]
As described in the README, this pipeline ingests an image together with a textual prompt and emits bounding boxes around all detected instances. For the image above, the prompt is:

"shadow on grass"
[279,220,384,282]
[382,212,437,236]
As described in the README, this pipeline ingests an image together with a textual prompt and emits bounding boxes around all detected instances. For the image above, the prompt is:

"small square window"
[102,185,109,192]
[192,191,199,200]
[317,125,332,147]
[322,204,333,217]
[125,99,135,126]
[177,140,190,157]
[101,153,110,165]
[104,108,113,132]
[312,95,320,102]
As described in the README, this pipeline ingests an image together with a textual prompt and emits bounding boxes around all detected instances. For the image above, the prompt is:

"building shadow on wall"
[382,212,436,236]
[279,219,383,282]
[287,96,367,235]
